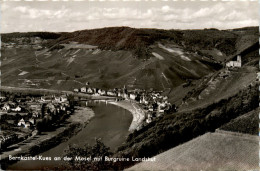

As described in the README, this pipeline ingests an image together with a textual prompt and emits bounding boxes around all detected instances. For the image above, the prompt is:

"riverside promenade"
[109,100,145,132]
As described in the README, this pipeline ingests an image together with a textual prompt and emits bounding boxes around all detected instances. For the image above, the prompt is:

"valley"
[1,26,259,170]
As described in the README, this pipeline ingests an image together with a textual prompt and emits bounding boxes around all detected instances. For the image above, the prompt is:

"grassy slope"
[126,132,259,171]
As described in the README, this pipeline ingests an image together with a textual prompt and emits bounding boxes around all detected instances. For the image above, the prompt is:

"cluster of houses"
[2,37,44,49]
[1,102,23,112]
[1,94,69,129]
[74,86,129,99]
[0,94,71,150]
[17,118,35,129]
[39,95,68,103]
[74,85,175,124]
[139,92,174,124]
[17,95,69,129]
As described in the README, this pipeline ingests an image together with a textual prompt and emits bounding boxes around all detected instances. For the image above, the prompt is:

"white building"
[81,87,87,93]
[226,55,241,68]
[130,94,137,100]
[146,117,152,124]
[40,96,52,103]
[54,95,67,103]
[123,93,129,100]
[11,106,22,112]
[18,118,26,127]
[107,91,116,96]
[24,122,32,129]
[140,95,149,105]
[0,96,6,101]
[100,90,107,96]
[146,113,153,123]
[98,89,106,95]
[118,92,123,97]
[87,88,94,94]
[148,107,154,112]
[2,104,10,111]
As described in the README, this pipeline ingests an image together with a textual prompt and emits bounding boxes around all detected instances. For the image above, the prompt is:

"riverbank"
[68,106,95,125]
[108,100,145,132]
[1,106,95,169]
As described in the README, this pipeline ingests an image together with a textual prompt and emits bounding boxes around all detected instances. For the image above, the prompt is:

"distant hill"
[1,26,258,91]
[46,26,259,61]
[1,32,62,44]
[1,26,258,170]
[2,26,258,59]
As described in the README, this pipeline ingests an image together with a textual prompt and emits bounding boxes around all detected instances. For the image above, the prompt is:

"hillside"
[164,39,258,110]
[1,45,218,90]
[1,26,258,91]
[1,26,258,170]
[114,83,258,169]
[127,132,259,171]
[166,66,257,111]
[219,108,259,135]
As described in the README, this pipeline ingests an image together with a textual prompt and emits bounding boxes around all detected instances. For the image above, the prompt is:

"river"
[8,101,132,170]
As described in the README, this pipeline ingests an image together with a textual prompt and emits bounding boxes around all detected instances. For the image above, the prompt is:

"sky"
[1,1,258,33]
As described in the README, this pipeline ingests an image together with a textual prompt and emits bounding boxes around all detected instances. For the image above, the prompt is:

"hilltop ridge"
[1,26,258,91]
[2,26,258,59]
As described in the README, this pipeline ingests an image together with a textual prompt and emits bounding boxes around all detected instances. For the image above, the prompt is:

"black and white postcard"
[0,1,259,170]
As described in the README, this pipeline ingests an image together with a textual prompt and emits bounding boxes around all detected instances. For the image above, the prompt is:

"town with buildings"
[2,36,45,50]
[0,93,73,151]
[74,85,177,125]
[0,85,176,152]
[0,52,244,153]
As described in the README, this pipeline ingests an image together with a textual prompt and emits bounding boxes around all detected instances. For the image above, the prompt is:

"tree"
[133,44,150,59]
[67,94,75,111]
[36,120,43,134]
[41,103,47,118]
[63,139,114,171]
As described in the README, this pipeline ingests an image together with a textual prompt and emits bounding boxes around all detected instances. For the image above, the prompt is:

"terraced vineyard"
[2,26,258,91]
[1,26,259,170]
[1,41,219,91]
[127,131,259,171]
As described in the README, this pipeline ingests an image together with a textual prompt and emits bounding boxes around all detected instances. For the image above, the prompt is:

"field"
[127,131,259,171]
